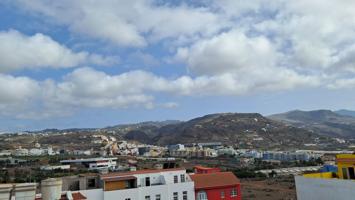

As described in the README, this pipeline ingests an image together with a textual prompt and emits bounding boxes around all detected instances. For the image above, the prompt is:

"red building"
[194,165,221,174]
[190,167,241,200]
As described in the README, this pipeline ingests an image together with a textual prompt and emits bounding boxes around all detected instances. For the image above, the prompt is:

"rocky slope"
[152,113,328,149]
[269,110,355,138]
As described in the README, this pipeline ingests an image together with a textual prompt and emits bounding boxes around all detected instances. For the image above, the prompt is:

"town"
[1,128,355,199]
[1,0,355,199]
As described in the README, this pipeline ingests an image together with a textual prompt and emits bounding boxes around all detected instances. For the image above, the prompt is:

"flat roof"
[101,168,186,180]
[194,166,220,170]
[60,157,117,163]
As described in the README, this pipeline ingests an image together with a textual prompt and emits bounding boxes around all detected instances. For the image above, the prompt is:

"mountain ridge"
[269,109,355,138]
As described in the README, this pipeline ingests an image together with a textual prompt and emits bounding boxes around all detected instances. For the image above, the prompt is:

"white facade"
[29,148,43,156]
[60,157,117,170]
[40,165,71,170]
[13,148,29,156]
[79,169,195,200]
[295,176,355,200]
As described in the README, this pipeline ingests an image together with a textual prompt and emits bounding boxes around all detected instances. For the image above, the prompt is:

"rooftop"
[190,172,240,189]
[60,157,117,163]
[35,192,87,200]
[101,168,186,180]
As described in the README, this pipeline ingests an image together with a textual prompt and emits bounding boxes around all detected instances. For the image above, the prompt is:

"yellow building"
[300,154,355,180]
[336,154,355,180]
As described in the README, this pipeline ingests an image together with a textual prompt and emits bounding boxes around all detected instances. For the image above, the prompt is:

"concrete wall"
[295,176,355,200]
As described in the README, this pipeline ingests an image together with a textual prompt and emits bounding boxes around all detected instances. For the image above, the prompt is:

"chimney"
[14,183,37,200]
[0,184,13,200]
[41,178,62,200]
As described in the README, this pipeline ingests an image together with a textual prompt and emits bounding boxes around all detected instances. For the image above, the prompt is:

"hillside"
[152,113,330,149]
[103,120,181,138]
[335,109,355,118]
[269,110,355,138]
[2,112,347,150]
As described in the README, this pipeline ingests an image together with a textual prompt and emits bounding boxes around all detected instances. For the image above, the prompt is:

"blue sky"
[1,0,355,131]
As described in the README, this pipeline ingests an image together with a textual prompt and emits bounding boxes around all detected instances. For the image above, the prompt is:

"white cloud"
[161,102,179,108]
[2,0,355,120]
[0,30,117,71]
[0,73,40,116]
[175,30,319,93]
[14,0,225,47]
[177,30,278,75]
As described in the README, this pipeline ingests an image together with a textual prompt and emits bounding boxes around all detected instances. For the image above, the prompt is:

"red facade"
[195,185,241,200]
[194,165,221,174]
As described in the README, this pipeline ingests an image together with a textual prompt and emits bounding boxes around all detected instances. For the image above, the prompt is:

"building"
[190,166,241,200]
[78,168,195,200]
[0,179,88,200]
[170,147,217,158]
[40,165,71,171]
[256,166,322,177]
[295,154,355,200]
[262,151,313,161]
[13,147,29,156]
[194,166,220,174]
[60,157,117,171]
[168,144,185,152]
[62,174,101,191]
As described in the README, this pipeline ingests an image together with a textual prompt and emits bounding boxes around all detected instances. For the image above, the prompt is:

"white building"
[79,168,195,200]
[60,157,117,170]
[29,148,43,156]
[13,148,29,156]
[40,165,71,171]
[0,150,12,156]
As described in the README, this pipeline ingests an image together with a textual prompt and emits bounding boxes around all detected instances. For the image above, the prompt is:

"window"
[221,191,225,198]
[197,191,208,200]
[183,191,188,200]
[125,180,130,188]
[155,194,161,200]
[146,177,151,186]
[145,196,151,200]
[342,167,349,179]
[231,188,237,197]
[174,175,178,183]
[87,178,96,188]
[180,174,185,182]
[349,167,355,180]
[173,192,178,200]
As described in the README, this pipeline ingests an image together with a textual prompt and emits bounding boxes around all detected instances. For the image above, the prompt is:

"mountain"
[124,130,153,144]
[103,120,181,138]
[269,110,355,138]
[6,112,345,150]
[335,109,355,118]
[152,113,327,149]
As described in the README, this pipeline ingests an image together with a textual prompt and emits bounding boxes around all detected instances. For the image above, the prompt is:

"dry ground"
[241,176,297,200]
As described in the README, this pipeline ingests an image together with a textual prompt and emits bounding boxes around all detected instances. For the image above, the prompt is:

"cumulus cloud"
[2,0,355,120]
[0,65,319,119]
[14,0,224,47]
[0,73,40,116]
[175,30,320,93]
[0,30,117,71]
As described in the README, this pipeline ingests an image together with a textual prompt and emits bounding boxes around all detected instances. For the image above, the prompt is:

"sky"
[1,0,355,131]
